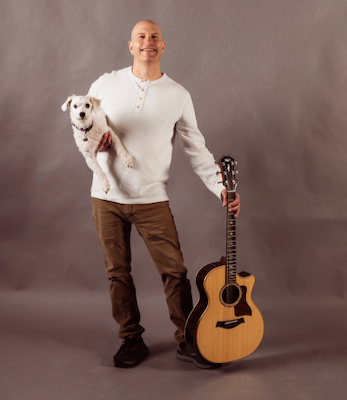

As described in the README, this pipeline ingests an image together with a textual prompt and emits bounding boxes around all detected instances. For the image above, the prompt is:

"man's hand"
[97,131,112,152]
[221,189,240,217]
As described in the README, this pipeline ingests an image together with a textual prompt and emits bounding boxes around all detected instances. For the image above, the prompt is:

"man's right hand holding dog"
[97,131,112,151]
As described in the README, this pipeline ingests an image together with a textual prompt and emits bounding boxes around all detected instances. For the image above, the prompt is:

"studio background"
[1,1,346,399]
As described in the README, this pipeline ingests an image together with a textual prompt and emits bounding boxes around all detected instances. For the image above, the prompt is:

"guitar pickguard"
[235,286,252,317]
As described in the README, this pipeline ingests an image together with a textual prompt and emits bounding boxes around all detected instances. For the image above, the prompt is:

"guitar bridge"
[216,317,245,329]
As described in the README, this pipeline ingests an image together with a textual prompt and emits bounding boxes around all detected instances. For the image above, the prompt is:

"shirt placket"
[133,80,149,117]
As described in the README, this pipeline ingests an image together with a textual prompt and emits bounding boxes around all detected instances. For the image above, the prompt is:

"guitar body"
[185,261,264,364]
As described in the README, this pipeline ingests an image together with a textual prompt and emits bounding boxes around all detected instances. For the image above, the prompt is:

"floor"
[1,289,346,400]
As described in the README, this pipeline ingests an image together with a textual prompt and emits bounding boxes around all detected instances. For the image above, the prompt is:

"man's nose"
[144,36,153,45]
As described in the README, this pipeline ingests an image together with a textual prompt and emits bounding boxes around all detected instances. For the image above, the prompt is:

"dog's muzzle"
[80,112,85,118]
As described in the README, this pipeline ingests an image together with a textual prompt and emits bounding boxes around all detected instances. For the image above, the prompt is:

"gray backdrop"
[1,1,347,399]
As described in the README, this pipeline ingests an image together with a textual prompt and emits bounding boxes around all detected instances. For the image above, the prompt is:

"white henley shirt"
[87,67,224,204]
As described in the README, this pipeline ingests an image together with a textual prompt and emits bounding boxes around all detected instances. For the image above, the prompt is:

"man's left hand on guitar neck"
[221,190,240,217]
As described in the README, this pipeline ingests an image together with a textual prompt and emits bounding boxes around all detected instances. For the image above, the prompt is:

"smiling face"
[128,21,165,66]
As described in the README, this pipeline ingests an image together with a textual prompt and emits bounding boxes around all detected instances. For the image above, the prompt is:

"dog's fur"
[62,95,133,193]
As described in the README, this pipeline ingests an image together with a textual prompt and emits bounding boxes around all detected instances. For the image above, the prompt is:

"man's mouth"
[141,48,156,52]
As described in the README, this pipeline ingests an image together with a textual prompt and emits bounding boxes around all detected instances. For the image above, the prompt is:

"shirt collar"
[128,66,166,87]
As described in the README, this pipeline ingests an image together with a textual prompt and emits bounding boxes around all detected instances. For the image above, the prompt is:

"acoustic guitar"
[185,156,264,364]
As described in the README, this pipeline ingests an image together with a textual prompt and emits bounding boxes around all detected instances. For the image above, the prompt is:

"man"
[88,20,240,369]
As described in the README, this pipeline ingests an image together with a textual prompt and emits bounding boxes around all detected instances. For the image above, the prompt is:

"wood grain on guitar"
[184,156,264,364]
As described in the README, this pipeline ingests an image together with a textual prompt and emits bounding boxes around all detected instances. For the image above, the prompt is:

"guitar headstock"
[219,156,238,193]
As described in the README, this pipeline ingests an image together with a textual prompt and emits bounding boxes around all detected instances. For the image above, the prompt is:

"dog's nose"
[80,112,85,118]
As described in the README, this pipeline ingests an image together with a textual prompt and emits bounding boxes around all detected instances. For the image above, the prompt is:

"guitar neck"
[226,190,236,284]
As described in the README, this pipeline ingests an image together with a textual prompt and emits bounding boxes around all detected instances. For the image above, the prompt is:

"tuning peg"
[216,171,222,175]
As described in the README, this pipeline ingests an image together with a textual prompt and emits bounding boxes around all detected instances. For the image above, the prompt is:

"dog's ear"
[61,95,74,112]
[90,97,101,112]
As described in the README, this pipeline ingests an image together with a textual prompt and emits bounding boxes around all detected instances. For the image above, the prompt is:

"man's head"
[128,20,165,66]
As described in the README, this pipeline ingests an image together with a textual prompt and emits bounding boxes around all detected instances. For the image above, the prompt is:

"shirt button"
[139,97,142,100]
[141,89,144,91]
[137,105,140,108]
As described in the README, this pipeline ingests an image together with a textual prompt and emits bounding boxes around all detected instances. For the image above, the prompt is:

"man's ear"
[61,95,74,111]
[128,41,134,55]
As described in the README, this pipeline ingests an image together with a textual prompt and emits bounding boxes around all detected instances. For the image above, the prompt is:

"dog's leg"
[84,154,110,193]
[110,132,134,168]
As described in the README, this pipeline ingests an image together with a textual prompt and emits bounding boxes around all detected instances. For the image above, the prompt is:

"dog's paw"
[101,180,110,193]
[123,154,134,168]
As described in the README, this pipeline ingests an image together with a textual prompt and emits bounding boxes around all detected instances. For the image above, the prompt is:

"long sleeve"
[175,94,225,198]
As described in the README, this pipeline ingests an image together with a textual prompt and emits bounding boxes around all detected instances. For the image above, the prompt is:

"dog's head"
[61,95,101,127]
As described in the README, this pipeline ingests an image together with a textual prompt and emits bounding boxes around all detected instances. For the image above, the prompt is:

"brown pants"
[92,198,193,346]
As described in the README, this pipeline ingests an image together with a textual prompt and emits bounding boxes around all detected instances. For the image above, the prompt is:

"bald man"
[88,20,240,369]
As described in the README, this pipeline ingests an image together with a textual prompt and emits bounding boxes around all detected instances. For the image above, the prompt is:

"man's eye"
[86,104,90,108]
[73,105,77,108]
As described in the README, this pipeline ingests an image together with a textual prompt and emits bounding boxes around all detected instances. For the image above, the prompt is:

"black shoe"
[177,346,222,369]
[113,337,149,368]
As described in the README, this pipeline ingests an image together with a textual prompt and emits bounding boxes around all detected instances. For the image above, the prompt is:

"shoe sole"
[176,350,221,369]
[114,349,149,368]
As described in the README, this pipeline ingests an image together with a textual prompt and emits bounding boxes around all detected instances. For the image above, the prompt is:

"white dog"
[62,95,133,193]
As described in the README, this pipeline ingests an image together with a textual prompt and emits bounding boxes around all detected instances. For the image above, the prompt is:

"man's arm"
[87,75,113,152]
[175,94,241,216]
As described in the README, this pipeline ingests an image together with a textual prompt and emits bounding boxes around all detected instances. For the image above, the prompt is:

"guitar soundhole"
[221,284,241,306]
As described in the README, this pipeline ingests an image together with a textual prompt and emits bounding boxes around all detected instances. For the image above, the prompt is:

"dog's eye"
[73,105,77,108]
[86,103,90,108]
